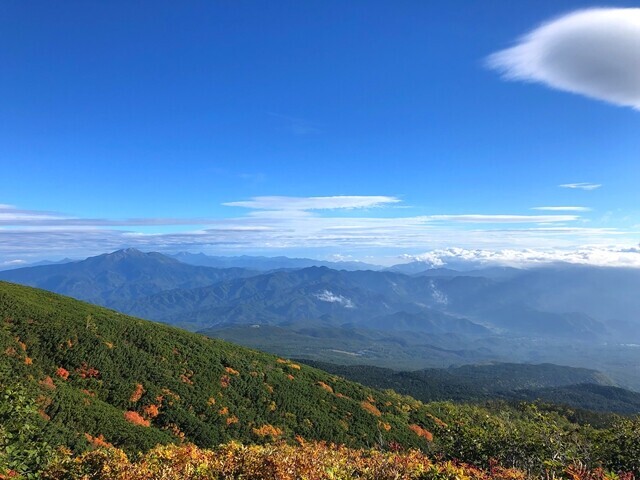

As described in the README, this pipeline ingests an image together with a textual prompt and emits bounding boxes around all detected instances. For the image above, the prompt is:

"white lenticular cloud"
[487,8,640,109]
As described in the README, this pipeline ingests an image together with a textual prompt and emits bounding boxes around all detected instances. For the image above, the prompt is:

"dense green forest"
[300,360,640,417]
[1,281,640,478]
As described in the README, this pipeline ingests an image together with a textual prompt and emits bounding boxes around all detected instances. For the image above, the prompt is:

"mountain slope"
[0,280,447,454]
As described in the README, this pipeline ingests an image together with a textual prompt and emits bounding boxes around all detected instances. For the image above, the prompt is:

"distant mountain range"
[3,248,640,389]
[0,257,76,271]
[0,248,256,306]
[170,251,381,271]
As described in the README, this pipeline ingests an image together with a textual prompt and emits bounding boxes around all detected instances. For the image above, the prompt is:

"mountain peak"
[110,247,146,257]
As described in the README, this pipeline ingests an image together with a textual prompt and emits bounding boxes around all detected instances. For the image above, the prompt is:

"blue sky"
[1,1,639,267]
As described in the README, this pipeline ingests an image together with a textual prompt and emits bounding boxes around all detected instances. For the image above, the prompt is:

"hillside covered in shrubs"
[1,281,640,478]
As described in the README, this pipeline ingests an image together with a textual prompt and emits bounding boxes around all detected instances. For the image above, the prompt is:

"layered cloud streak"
[0,197,636,267]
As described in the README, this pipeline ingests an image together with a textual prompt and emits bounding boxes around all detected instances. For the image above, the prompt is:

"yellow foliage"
[378,421,392,431]
[39,440,603,480]
[252,424,283,438]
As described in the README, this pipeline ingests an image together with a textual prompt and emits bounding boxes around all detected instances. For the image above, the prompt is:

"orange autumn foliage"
[24,356,33,365]
[124,411,150,427]
[409,424,433,442]
[129,383,145,403]
[143,404,160,418]
[317,381,333,393]
[224,366,239,375]
[55,367,70,380]
[361,401,382,417]
[226,415,239,426]
[220,375,231,388]
[84,433,114,449]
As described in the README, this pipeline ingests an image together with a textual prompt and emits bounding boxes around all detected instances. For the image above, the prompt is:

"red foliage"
[76,362,100,379]
[55,367,70,380]
[39,376,56,390]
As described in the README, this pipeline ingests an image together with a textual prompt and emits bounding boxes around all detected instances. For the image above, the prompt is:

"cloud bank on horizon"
[1,197,638,268]
[488,8,640,110]
[401,245,640,269]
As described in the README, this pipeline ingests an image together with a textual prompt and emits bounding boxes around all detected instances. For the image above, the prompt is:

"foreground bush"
[41,441,632,480]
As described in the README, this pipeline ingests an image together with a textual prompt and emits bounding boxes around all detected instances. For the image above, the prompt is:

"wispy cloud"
[1,198,635,267]
[487,8,640,109]
[427,214,578,223]
[532,206,591,212]
[559,183,601,191]
[223,195,401,211]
